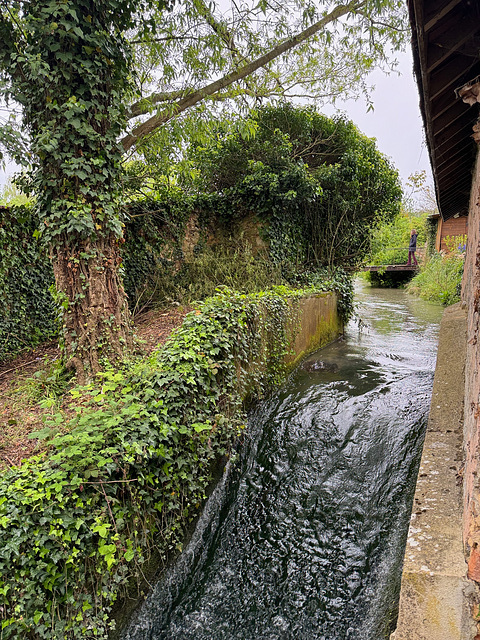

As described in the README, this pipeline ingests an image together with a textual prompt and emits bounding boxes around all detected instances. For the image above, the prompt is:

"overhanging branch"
[121,0,365,152]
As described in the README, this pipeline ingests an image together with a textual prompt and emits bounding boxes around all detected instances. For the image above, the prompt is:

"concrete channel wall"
[287,293,341,369]
[394,154,480,639]
[392,304,477,640]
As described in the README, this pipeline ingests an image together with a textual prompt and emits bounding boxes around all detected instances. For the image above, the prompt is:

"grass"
[406,252,464,305]
[0,307,189,469]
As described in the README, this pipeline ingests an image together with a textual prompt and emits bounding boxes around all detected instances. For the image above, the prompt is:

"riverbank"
[0,286,342,640]
[0,306,189,468]
[121,282,443,639]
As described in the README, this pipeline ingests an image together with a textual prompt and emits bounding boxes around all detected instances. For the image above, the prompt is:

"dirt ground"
[0,306,190,468]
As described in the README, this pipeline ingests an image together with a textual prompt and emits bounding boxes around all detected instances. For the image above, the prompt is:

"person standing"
[407,229,418,266]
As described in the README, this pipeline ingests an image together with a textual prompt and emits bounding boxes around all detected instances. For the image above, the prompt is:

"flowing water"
[122,282,443,640]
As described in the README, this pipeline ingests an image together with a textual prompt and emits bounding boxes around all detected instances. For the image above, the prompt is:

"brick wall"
[461,152,480,576]
[437,216,468,252]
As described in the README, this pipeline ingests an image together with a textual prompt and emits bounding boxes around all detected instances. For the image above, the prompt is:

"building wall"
[436,216,468,253]
[461,153,480,578]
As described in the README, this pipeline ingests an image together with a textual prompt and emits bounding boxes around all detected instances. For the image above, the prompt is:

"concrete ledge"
[393,303,477,640]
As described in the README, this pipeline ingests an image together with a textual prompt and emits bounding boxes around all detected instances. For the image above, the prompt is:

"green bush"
[0,205,57,360]
[406,252,464,305]
[185,104,402,270]
[0,284,339,640]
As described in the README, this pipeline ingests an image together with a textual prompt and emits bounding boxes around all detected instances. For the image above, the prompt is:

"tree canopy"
[176,104,402,269]
[0,0,407,163]
[0,0,408,378]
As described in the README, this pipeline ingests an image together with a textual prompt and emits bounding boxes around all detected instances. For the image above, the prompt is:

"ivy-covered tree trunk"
[52,234,132,383]
[0,0,140,380]
[0,0,407,380]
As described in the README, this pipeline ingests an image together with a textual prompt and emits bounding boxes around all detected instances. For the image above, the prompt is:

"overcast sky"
[0,46,432,192]
[321,47,433,189]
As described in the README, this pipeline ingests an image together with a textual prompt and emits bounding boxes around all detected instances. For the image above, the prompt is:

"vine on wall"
[0,285,334,640]
[0,198,188,362]
[0,206,56,360]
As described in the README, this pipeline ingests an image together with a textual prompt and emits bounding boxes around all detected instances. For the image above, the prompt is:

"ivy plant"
[0,283,344,639]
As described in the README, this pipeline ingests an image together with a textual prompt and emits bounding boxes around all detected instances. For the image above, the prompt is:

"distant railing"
[362,246,424,272]
[369,246,425,264]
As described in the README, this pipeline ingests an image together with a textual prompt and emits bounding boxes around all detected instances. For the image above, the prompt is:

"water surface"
[123,282,443,640]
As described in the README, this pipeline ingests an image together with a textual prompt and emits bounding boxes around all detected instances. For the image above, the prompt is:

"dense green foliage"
[144,242,286,307]
[366,208,428,267]
[0,198,182,361]
[0,0,407,376]
[120,195,192,309]
[0,205,56,360]
[179,105,402,270]
[0,196,191,361]
[0,284,343,640]
[0,0,142,238]
[1,106,386,362]
[407,252,464,306]
[0,0,165,376]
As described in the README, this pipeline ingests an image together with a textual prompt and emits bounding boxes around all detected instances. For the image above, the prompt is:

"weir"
[120,283,443,640]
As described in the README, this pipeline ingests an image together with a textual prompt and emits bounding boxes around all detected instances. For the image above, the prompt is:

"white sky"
[321,47,432,188]
[0,47,432,192]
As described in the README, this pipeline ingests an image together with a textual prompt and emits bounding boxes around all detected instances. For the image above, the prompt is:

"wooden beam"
[437,155,473,178]
[432,99,470,136]
[427,19,480,73]
[438,167,474,190]
[430,55,478,100]
[424,0,464,32]
[439,186,472,209]
[435,121,474,153]
[432,90,460,121]
[439,184,471,205]
[436,143,470,170]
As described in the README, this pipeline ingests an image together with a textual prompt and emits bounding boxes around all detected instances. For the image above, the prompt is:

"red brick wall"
[461,152,480,575]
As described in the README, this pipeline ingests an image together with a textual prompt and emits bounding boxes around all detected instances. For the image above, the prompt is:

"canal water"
[122,282,443,640]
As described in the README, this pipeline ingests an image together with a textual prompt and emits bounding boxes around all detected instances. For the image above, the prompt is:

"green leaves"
[0,205,57,361]
[0,281,343,639]
[179,104,401,271]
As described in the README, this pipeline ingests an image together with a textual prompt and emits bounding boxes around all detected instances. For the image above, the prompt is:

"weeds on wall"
[142,242,285,308]
[425,216,438,257]
[0,285,335,640]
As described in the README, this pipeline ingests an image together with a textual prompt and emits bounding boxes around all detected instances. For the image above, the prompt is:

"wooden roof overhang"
[408,0,480,220]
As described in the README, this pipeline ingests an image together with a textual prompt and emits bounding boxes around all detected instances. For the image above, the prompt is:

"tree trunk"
[52,234,133,384]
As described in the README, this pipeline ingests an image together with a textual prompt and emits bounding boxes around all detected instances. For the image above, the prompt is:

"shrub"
[406,252,464,305]
[185,104,402,270]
